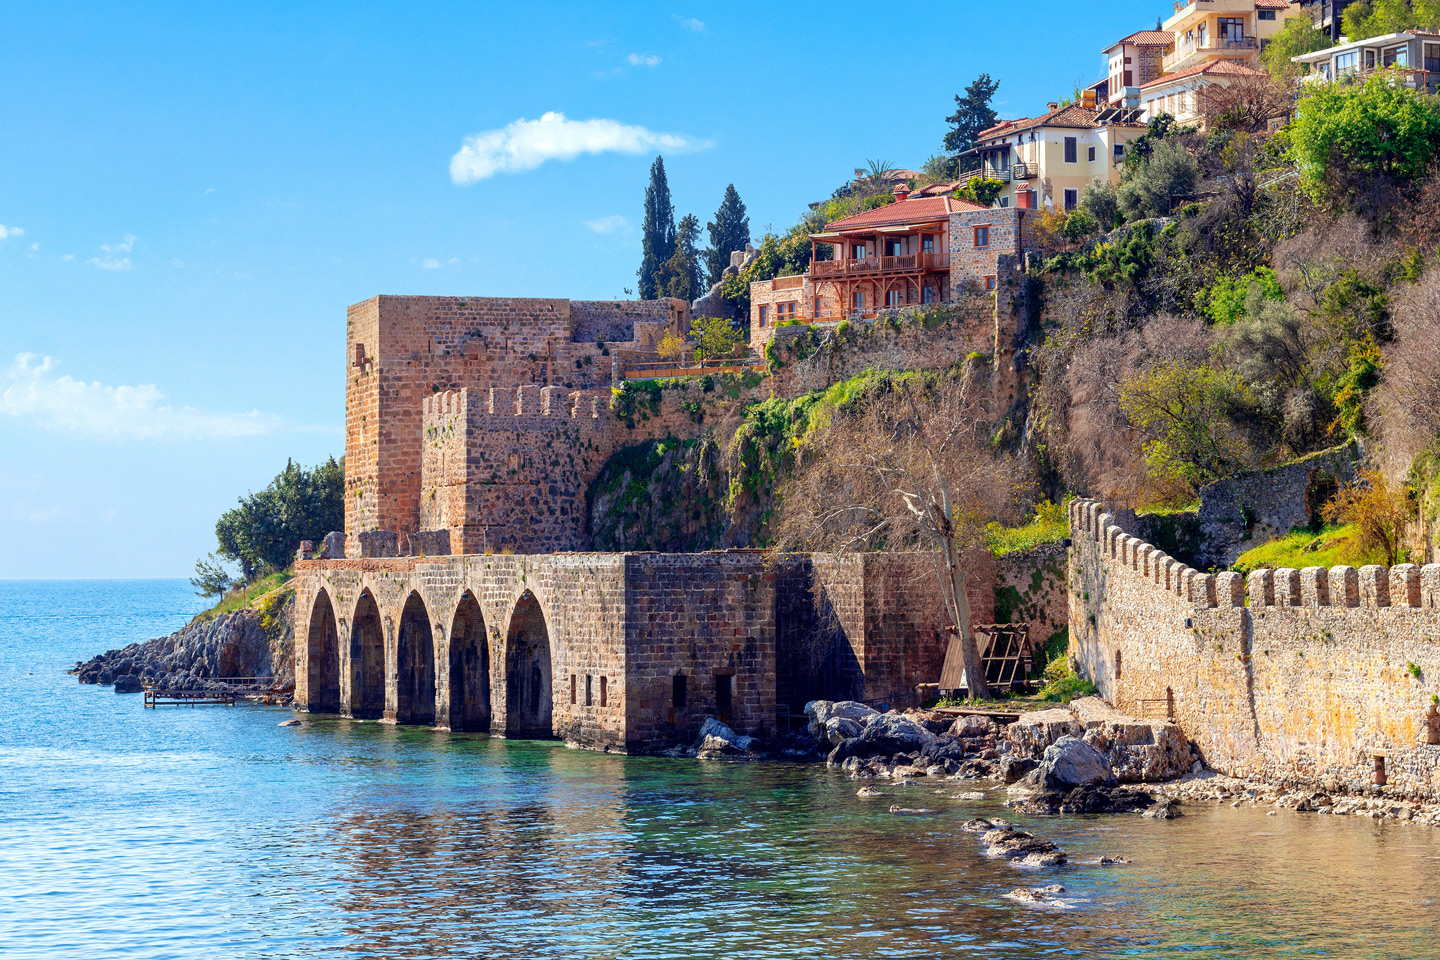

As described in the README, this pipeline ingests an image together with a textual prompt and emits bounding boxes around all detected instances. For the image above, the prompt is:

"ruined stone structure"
[1069,499,1440,800]
[345,295,687,549]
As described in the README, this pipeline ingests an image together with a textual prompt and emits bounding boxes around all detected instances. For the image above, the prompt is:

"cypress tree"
[705,184,751,287]
[638,156,676,300]
[660,213,703,302]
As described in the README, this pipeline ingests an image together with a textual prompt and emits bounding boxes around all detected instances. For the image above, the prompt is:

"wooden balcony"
[810,252,950,279]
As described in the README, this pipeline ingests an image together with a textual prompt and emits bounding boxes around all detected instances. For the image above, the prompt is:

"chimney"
[1047,101,1059,111]
[893,183,910,201]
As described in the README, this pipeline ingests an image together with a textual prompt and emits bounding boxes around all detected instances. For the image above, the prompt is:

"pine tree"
[705,184,751,287]
[638,156,676,300]
[661,213,703,302]
[943,74,1001,156]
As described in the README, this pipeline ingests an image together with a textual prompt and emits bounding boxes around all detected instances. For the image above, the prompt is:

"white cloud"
[585,215,628,234]
[90,234,136,271]
[62,254,74,261]
[627,53,662,67]
[678,17,705,31]
[422,257,459,269]
[30,242,39,251]
[0,353,285,441]
[0,225,24,240]
[450,112,706,183]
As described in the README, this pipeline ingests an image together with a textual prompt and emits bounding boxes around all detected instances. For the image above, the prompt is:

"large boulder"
[920,735,967,765]
[1040,735,1116,789]
[952,715,1000,739]
[825,716,867,746]
[113,674,144,694]
[860,712,937,756]
[1008,708,1083,759]
[1073,697,1191,782]
[805,700,879,742]
[694,717,757,759]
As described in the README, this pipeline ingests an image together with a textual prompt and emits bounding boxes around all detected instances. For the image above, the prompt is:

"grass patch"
[985,500,1068,557]
[196,568,294,622]
[1037,657,1098,703]
[1231,524,1386,576]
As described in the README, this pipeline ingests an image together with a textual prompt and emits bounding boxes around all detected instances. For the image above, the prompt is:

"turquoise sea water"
[3,579,1440,959]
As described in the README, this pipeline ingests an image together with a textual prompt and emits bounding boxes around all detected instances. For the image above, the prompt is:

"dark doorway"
[396,592,436,725]
[306,590,341,713]
[504,592,553,738]
[448,592,491,732]
[349,591,385,719]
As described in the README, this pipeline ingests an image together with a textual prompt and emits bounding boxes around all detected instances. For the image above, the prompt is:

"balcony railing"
[1164,34,1257,70]
[810,252,950,278]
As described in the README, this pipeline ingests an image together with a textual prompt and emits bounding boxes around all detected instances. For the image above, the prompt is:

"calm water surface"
[2,579,1438,959]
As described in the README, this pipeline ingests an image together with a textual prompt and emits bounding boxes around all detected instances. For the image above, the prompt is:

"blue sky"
[1,0,1159,578]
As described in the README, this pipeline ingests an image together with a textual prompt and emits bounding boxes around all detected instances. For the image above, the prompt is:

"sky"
[1,0,1161,579]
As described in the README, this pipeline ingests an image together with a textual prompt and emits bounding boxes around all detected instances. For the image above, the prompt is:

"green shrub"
[1288,73,1440,197]
[1038,658,1099,703]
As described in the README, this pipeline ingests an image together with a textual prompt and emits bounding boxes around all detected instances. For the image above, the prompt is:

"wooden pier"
[142,677,292,709]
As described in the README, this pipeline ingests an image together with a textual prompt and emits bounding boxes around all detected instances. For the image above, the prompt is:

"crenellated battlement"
[422,386,611,422]
[1068,497,1440,800]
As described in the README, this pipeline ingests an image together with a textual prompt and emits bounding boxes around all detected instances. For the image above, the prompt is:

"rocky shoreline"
[71,592,293,700]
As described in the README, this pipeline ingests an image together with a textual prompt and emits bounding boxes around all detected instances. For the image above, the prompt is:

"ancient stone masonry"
[345,295,685,546]
[293,551,978,752]
[1069,498,1440,800]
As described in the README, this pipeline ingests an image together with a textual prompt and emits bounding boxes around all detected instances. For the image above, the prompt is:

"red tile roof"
[1111,30,1175,46]
[1255,0,1290,8]
[976,102,1143,142]
[1140,58,1267,90]
[823,195,986,231]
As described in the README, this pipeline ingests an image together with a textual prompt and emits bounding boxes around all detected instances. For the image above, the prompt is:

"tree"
[1195,73,1297,132]
[1288,74,1440,199]
[943,74,1001,156]
[1342,0,1440,38]
[1260,17,1333,79]
[1119,363,1259,494]
[213,457,345,578]
[690,315,745,361]
[190,553,237,599]
[953,176,1005,206]
[1080,180,1120,229]
[1323,468,1413,566]
[1118,140,1200,219]
[705,184,751,287]
[774,373,1023,701]
[638,156,676,299]
[660,213,703,302]
[656,329,689,360]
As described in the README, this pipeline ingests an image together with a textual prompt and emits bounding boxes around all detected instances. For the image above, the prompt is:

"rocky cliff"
[73,586,294,698]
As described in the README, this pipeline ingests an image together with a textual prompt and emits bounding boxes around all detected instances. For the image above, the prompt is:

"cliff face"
[74,588,294,695]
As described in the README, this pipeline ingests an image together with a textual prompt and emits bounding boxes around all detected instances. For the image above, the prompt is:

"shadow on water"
[4,581,1440,959]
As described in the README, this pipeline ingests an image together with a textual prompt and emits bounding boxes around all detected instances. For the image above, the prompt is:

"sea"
[1,578,1438,959]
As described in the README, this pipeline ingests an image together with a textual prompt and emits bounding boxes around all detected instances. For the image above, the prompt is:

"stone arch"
[396,591,436,725]
[447,591,491,733]
[305,588,341,713]
[349,589,386,719]
[504,590,553,738]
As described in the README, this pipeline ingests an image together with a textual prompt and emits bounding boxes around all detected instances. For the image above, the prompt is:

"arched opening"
[504,591,553,738]
[349,590,386,719]
[396,592,436,725]
[305,589,341,712]
[1306,469,1339,531]
[448,592,491,732]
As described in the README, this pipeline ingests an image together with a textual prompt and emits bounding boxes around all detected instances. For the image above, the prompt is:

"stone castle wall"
[418,382,709,554]
[1069,499,1440,799]
[345,295,684,547]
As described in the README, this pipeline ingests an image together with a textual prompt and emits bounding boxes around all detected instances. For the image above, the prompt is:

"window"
[1384,45,1408,67]
[853,242,868,259]
[1064,136,1077,163]
[1335,50,1358,76]
[922,235,935,254]
[585,675,593,706]
[757,305,768,327]
[1115,650,1123,680]
[854,290,866,309]
[570,674,577,704]
[1088,146,1096,162]
[600,676,607,708]
[1363,48,1377,70]
[922,285,937,304]
[715,674,733,717]
[984,276,997,292]
[672,674,687,710]
[973,225,990,248]
[886,290,901,307]
[1114,143,1126,159]
[814,296,822,317]
[1259,8,1276,19]
[999,195,1010,208]
[778,302,796,319]
[1064,188,1079,211]
[1123,69,1133,87]
[1426,43,1440,73]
